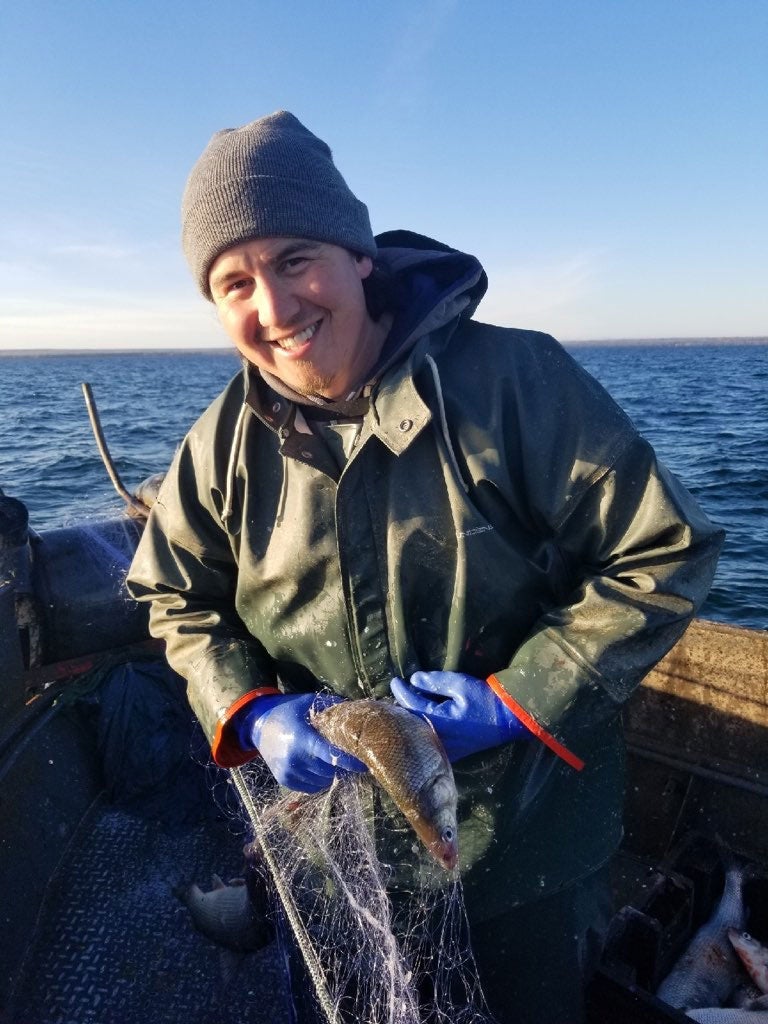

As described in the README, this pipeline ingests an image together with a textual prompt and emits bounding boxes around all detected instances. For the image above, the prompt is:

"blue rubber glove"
[237,693,366,793]
[389,671,528,762]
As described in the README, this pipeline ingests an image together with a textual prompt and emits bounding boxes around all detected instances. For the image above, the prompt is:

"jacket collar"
[368,342,432,454]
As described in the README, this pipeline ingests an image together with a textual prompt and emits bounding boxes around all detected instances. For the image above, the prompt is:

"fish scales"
[656,860,751,1010]
[313,699,459,871]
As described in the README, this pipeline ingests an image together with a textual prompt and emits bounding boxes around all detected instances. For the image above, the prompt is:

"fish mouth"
[436,842,459,871]
[423,824,459,871]
[408,812,459,871]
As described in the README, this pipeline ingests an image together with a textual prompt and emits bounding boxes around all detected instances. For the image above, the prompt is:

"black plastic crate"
[588,833,768,1024]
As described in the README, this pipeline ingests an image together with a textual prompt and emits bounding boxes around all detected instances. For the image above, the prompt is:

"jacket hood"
[371,229,487,375]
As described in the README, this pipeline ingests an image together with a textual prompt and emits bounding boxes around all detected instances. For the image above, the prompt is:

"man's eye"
[282,256,308,272]
[227,278,251,293]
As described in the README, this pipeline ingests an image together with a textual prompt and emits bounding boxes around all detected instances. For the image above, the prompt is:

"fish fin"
[218,949,246,988]
[174,881,202,905]
[211,873,227,890]
[711,834,761,878]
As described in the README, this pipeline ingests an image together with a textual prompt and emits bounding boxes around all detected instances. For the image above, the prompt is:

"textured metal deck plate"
[5,806,290,1024]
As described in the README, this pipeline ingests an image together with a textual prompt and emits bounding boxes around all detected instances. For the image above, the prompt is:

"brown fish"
[312,699,459,870]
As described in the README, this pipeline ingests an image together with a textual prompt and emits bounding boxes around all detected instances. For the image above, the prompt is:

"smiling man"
[127,111,723,1024]
[209,236,391,400]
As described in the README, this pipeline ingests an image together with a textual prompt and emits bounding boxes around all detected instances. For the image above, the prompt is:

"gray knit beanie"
[182,110,377,299]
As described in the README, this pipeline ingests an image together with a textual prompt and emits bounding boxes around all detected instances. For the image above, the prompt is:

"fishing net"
[226,761,498,1024]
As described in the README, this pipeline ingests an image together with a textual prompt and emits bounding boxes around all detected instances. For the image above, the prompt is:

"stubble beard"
[293,361,340,401]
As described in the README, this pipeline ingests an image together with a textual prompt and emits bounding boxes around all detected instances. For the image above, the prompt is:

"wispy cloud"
[1,227,170,276]
[476,250,605,338]
[0,299,225,349]
[49,243,139,260]
[0,220,193,348]
[377,0,459,107]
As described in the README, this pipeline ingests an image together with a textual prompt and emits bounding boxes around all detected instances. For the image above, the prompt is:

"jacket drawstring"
[424,353,470,494]
[221,402,248,523]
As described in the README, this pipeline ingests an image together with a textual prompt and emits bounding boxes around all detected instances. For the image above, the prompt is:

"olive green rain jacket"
[127,231,723,919]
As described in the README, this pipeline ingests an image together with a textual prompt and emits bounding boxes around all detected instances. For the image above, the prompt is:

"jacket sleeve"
[485,335,725,770]
[127,434,279,767]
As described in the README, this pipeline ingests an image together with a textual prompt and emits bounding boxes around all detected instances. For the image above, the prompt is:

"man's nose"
[253,277,300,327]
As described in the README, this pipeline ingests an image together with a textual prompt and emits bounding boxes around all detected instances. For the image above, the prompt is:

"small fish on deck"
[175,872,273,955]
[656,855,753,1010]
[175,854,275,985]
[312,698,459,871]
[728,929,768,995]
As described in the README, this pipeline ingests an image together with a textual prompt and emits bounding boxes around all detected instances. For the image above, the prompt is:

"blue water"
[1,344,766,629]
[573,343,767,630]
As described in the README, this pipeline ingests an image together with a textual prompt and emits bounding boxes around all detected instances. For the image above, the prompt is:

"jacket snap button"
[399,419,413,432]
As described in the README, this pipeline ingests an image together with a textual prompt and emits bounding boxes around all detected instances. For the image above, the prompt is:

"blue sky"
[1,0,766,350]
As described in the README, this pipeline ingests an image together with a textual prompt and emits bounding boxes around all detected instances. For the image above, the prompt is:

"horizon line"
[1,335,767,357]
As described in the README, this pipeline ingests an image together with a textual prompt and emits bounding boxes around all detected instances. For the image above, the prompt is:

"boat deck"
[2,619,766,1023]
[4,800,291,1024]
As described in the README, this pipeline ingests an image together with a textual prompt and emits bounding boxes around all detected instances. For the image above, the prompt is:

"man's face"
[209,237,381,400]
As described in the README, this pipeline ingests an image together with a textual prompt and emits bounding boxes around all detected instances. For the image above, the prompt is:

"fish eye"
[442,827,455,843]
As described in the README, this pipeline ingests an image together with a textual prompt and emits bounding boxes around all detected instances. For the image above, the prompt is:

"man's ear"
[354,253,373,279]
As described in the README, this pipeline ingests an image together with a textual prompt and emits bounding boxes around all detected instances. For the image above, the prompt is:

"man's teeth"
[276,322,318,350]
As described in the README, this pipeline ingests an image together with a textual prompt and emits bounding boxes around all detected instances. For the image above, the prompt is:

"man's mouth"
[272,320,321,351]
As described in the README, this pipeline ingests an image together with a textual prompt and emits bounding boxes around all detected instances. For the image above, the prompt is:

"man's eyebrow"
[270,240,322,262]
[210,266,246,291]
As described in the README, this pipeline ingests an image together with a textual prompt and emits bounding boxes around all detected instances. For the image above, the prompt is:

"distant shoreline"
[0,347,238,357]
[0,337,766,356]
[566,336,768,347]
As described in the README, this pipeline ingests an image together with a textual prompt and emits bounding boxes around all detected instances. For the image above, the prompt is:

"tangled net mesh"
[225,760,498,1024]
